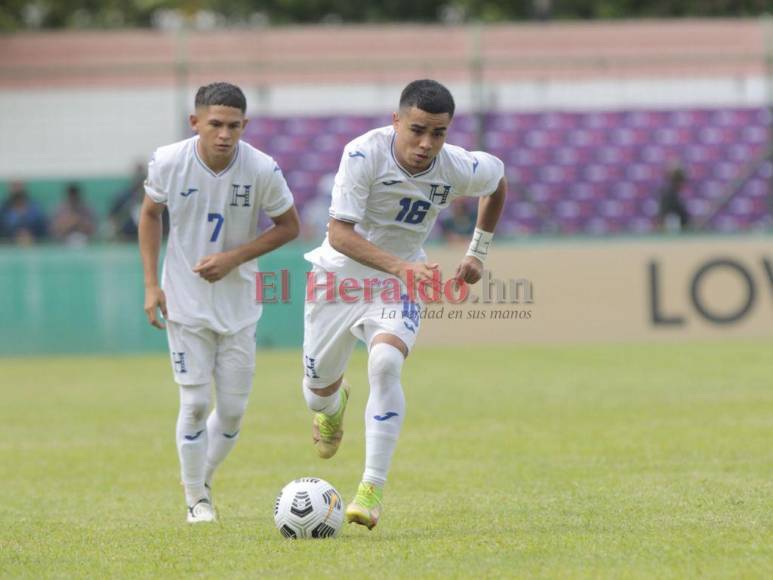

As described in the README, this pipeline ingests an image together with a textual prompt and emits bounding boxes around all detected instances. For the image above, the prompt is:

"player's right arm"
[138,194,168,329]
[328,219,437,285]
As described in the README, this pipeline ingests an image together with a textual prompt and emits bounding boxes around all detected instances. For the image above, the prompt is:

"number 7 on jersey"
[207,212,224,242]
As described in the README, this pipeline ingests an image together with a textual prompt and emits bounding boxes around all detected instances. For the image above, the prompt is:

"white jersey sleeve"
[459,150,505,198]
[328,142,373,224]
[144,149,171,204]
[260,163,295,218]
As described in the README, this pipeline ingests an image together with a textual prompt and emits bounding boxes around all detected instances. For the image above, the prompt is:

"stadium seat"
[243,107,770,235]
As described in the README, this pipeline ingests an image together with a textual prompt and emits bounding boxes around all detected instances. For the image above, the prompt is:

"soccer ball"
[273,477,344,539]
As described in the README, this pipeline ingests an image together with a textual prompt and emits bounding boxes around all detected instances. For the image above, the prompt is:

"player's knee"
[216,395,248,427]
[368,343,404,381]
[216,407,244,427]
[179,384,210,424]
[183,400,208,423]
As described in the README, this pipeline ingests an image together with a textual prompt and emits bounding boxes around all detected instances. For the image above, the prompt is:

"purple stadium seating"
[244,107,771,236]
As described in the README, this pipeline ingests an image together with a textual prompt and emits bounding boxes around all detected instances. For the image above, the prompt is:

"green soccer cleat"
[312,382,350,459]
[345,481,383,530]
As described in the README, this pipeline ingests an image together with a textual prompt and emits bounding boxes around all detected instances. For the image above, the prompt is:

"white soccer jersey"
[304,126,504,274]
[145,136,294,334]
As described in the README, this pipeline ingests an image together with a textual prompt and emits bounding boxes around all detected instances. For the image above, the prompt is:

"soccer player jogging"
[139,83,300,523]
[302,79,506,529]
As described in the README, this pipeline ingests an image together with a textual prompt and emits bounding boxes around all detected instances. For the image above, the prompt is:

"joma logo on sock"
[373,412,399,421]
[184,429,204,441]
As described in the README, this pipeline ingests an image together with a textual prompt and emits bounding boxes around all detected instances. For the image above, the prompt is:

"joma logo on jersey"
[229,184,251,207]
[429,184,452,204]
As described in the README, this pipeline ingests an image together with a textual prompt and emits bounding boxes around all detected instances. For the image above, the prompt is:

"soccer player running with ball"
[302,79,506,529]
[139,82,300,523]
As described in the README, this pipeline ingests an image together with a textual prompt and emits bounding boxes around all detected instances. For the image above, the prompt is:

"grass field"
[1,342,771,578]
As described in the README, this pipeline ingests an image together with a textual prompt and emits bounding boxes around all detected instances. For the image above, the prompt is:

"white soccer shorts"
[302,267,420,389]
[165,321,257,392]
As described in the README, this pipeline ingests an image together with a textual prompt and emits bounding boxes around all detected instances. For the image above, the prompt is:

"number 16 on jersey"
[395,197,431,225]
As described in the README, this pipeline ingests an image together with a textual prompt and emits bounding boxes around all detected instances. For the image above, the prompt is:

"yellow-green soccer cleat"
[312,382,350,459]
[345,482,383,530]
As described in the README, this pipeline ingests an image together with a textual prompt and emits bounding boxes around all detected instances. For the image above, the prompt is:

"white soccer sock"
[363,343,406,487]
[205,390,249,486]
[303,379,341,415]
[176,383,211,505]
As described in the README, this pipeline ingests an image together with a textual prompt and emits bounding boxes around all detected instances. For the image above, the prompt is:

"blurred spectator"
[657,162,690,233]
[51,183,96,246]
[532,0,553,20]
[438,198,476,242]
[108,162,145,241]
[0,181,48,245]
[300,173,334,242]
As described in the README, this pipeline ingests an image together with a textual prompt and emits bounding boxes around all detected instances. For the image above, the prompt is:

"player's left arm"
[193,206,300,283]
[455,175,507,284]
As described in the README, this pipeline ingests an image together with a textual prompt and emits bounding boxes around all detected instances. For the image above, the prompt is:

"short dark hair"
[399,79,455,118]
[195,82,247,113]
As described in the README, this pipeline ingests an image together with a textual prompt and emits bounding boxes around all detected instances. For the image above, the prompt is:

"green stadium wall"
[0,243,311,355]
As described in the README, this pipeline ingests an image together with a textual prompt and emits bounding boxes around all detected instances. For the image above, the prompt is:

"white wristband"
[466,228,494,263]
